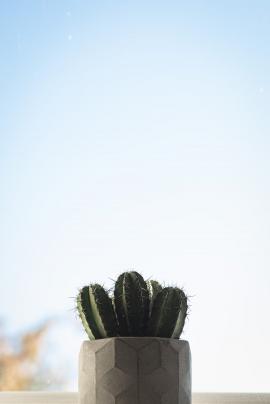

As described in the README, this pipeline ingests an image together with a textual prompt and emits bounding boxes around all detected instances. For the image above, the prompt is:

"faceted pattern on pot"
[79,337,191,404]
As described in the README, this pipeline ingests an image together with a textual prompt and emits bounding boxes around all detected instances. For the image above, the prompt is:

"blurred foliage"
[0,322,63,390]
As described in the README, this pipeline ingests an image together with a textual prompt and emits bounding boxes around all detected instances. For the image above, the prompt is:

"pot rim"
[82,336,189,343]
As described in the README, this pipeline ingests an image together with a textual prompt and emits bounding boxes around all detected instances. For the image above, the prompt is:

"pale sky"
[1,0,270,392]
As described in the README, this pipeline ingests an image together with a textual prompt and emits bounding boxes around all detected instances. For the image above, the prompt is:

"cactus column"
[79,337,191,404]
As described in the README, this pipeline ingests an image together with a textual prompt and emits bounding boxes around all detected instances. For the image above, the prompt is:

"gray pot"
[79,337,191,404]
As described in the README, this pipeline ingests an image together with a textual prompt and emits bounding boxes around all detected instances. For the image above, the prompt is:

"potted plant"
[76,271,191,404]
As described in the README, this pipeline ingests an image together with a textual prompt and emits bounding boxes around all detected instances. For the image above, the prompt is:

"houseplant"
[76,271,191,404]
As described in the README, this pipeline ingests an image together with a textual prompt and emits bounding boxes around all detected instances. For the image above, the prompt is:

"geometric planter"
[79,337,191,404]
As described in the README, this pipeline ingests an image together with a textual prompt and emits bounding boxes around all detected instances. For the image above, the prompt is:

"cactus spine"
[147,287,186,338]
[77,284,118,339]
[114,271,150,336]
[147,280,162,316]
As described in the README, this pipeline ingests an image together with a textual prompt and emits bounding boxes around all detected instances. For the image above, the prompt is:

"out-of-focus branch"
[0,324,48,390]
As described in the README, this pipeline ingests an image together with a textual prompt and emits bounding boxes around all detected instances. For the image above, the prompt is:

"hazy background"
[1,0,270,392]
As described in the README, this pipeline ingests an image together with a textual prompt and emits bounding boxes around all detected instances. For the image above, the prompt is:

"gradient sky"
[1,0,270,392]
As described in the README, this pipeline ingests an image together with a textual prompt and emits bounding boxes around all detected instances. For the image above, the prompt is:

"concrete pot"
[79,337,191,404]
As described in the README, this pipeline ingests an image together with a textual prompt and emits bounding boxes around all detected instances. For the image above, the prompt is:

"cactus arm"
[79,286,102,339]
[130,271,150,334]
[111,295,120,334]
[114,271,150,336]
[171,291,188,339]
[119,272,137,335]
[147,280,162,316]
[171,309,183,339]
[114,273,129,335]
[147,288,170,336]
[91,284,119,338]
[122,273,129,329]
[147,287,182,338]
[88,286,107,338]
[77,284,118,340]
[76,294,95,340]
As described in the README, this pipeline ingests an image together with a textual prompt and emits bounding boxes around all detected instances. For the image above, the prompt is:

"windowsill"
[0,392,269,404]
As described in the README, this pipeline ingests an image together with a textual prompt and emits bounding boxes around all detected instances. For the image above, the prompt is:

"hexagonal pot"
[79,337,191,404]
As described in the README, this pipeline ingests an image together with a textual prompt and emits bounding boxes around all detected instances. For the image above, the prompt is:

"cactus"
[77,293,95,340]
[147,279,162,316]
[76,272,189,340]
[76,284,118,340]
[147,287,188,338]
[171,289,188,339]
[114,271,150,336]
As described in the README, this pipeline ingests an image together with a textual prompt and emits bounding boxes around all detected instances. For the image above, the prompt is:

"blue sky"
[1,0,270,392]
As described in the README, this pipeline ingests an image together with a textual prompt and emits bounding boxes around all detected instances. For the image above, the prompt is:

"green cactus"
[77,283,118,340]
[147,287,188,338]
[147,279,162,316]
[114,271,150,336]
[77,293,95,340]
[76,272,189,340]
[171,289,188,339]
